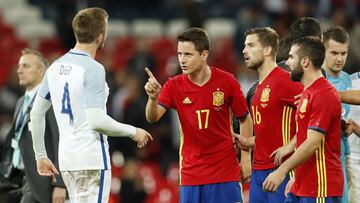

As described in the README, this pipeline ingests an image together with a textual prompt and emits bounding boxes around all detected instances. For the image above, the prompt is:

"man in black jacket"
[0,48,66,203]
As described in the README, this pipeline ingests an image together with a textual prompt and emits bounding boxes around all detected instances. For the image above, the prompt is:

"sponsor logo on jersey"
[183,97,192,104]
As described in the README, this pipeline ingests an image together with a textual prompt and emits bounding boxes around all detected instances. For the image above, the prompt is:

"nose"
[285,59,290,66]
[336,55,344,63]
[179,55,186,64]
[17,66,23,74]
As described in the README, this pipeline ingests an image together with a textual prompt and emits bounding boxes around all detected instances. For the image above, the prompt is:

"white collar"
[25,83,41,100]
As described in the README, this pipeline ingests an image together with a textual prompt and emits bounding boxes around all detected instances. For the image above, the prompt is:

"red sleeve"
[278,77,303,108]
[308,92,334,134]
[230,76,249,118]
[158,78,174,109]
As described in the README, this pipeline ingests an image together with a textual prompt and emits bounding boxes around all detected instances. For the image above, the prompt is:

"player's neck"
[302,69,323,89]
[257,60,277,83]
[188,65,211,86]
[73,43,97,58]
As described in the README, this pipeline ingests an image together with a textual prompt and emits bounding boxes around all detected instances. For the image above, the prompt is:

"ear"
[301,56,310,68]
[264,46,272,56]
[201,50,209,61]
[96,33,103,44]
[37,65,45,76]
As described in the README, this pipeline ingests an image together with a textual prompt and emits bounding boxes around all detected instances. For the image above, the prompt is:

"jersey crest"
[213,89,224,107]
[300,98,308,113]
[260,87,271,103]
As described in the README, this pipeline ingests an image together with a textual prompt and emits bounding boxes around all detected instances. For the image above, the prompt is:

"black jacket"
[0,95,65,202]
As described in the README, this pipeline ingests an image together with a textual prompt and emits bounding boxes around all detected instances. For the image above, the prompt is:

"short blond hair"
[72,7,108,43]
[21,48,49,68]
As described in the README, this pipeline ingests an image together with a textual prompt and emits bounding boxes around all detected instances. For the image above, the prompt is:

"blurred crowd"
[1,0,360,202]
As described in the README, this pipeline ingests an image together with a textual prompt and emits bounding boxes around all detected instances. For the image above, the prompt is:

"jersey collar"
[69,49,91,57]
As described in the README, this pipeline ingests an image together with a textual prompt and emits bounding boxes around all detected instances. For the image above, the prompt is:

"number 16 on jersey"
[251,105,261,125]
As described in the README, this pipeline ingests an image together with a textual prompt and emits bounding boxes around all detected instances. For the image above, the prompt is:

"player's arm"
[338,90,360,105]
[84,65,152,147]
[30,94,59,182]
[270,136,296,166]
[30,72,60,182]
[144,67,167,123]
[239,114,253,142]
[239,114,253,183]
[234,134,254,150]
[85,108,152,147]
[30,95,51,160]
[263,129,323,192]
[145,97,166,123]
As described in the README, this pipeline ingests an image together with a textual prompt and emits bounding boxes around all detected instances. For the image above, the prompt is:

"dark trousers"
[1,169,40,203]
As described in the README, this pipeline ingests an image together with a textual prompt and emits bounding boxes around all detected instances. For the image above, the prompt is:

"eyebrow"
[330,50,347,53]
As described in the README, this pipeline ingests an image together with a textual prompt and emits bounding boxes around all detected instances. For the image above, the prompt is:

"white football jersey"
[38,49,111,171]
[349,72,360,158]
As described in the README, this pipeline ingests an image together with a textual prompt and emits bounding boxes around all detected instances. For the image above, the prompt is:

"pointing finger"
[145,67,156,79]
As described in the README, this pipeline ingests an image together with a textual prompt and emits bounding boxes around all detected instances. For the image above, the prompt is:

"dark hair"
[292,37,325,69]
[290,17,322,39]
[21,48,49,68]
[177,27,210,53]
[277,37,293,63]
[72,7,108,43]
[323,26,349,46]
[244,27,279,58]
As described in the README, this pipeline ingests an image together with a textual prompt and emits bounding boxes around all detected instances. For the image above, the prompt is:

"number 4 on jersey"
[61,82,74,124]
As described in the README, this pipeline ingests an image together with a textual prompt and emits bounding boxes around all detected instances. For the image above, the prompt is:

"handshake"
[343,119,360,137]
[233,133,254,151]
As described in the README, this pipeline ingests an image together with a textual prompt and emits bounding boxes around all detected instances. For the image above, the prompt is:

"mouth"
[244,56,250,63]
[335,64,343,67]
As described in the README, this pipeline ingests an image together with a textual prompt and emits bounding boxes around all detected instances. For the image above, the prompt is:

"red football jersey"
[251,67,303,170]
[291,77,344,197]
[158,67,248,185]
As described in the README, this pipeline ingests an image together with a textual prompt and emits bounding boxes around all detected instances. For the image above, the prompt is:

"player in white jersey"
[29,7,152,203]
[345,72,360,203]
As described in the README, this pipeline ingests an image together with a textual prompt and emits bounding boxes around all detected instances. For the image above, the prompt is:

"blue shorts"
[180,182,243,203]
[249,168,290,203]
[285,192,342,203]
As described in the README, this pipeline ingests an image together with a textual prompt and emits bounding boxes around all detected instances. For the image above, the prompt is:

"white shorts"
[347,156,360,203]
[61,170,111,203]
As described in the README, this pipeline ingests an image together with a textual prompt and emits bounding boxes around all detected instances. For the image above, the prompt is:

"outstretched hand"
[36,158,59,183]
[144,67,161,100]
[133,128,153,148]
